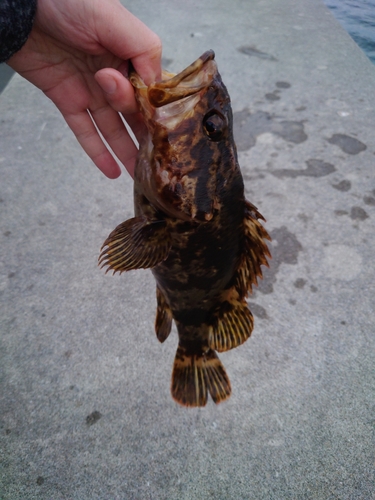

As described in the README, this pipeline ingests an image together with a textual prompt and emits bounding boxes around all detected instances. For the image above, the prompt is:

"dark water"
[323,0,375,64]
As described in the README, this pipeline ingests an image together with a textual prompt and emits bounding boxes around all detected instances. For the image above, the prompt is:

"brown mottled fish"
[99,50,271,407]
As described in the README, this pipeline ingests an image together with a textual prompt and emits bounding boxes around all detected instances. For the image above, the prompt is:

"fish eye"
[203,111,226,141]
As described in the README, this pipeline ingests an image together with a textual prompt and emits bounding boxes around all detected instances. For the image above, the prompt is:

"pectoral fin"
[155,286,173,343]
[210,298,254,352]
[99,217,171,274]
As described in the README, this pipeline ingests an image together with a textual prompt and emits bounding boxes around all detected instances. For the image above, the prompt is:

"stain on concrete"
[257,226,303,294]
[36,476,45,486]
[86,411,102,426]
[248,302,268,319]
[161,57,173,67]
[294,278,306,289]
[332,180,351,192]
[271,159,336,179]
[276,81,291,89]
[327,134,367,155]
[233,109,307,151]
[363,195,375,206]
[237,46,278,61]
[271,121,307,143]
[265,92,280,101]
[310,285,318,292]
[296,106,306,111]
[350,206,369,221]
[335,210,349,216]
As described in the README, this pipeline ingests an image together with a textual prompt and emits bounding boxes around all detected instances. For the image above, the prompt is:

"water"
[323,0,375,64]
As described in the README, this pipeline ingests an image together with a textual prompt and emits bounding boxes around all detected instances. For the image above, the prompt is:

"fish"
[99,50,271,407]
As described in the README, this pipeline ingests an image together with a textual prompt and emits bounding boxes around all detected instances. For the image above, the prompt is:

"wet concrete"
[1,0,374,498]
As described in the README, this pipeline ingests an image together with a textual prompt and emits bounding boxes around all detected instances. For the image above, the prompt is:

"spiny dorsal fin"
[99,216,171,274]
[155,286,173,343]
[234,200,271,296]
[210,298,254,352]
[171,345,231,407]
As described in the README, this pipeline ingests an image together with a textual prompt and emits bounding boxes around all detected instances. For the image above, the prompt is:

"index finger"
[96,3,162,85]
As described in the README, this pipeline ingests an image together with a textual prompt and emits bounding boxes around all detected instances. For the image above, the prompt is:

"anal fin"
[171,345,231,407]
[210,298,254,352]
[99,216,171,274]
[155,286,173,343]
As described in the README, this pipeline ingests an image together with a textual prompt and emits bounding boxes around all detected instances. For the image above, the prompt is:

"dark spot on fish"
[248,302,268,319]
[294,278,306,289]
[332,180,351,192]
[327,134,367,155]
[265,92,280,101]
[237,46,278,61]
[364,195,375,206]
[233,110,307,151]
[310,285,318,292]
[4,230,11,237]
[335,210,348,216]
[257,226,303,294]
[86,411,102,426]
[296,106,306,111]
[36,476,45,486]
[350,206,369,221]
[276,81,291,89]
[271,159,335,179]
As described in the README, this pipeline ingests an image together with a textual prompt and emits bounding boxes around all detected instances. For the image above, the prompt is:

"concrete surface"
[1,0,374,498]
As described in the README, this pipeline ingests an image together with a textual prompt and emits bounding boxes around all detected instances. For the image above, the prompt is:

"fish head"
[131,50,238,222]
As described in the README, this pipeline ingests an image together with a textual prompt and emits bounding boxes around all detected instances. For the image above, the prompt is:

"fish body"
[100,51,271,407]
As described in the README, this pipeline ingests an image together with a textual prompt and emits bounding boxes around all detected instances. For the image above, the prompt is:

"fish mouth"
[130,50,216,109]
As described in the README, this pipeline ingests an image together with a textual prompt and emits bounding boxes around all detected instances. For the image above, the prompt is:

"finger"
[95,68,138,114]
[89,102,141,177]
[64,109,122,179]
[96,3,162,85]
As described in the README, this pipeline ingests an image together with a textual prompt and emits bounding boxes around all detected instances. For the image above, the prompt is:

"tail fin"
[171,345,231,407]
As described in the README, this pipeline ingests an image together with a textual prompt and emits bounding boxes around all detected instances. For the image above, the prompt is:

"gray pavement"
[1,0,374,498]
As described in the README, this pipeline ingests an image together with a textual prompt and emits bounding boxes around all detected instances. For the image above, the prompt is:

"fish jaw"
[131,51,238,223]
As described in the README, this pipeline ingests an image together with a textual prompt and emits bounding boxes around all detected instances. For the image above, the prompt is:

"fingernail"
[99,75,117,95]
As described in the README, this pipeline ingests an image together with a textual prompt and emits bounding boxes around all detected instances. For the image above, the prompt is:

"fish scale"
[99,50,271,407]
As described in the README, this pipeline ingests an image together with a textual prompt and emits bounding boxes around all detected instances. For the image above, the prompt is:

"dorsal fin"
[234,200,271,297]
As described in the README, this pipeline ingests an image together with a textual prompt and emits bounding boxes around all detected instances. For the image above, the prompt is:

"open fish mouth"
[130,50,217,116]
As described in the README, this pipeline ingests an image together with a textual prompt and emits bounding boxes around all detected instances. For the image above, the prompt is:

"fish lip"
[137,50,216,108]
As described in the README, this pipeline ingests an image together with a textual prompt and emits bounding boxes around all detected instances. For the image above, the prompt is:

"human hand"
[7,0,162,178]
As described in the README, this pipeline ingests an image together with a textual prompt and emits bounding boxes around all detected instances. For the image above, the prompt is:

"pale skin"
[7,0,162,178]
